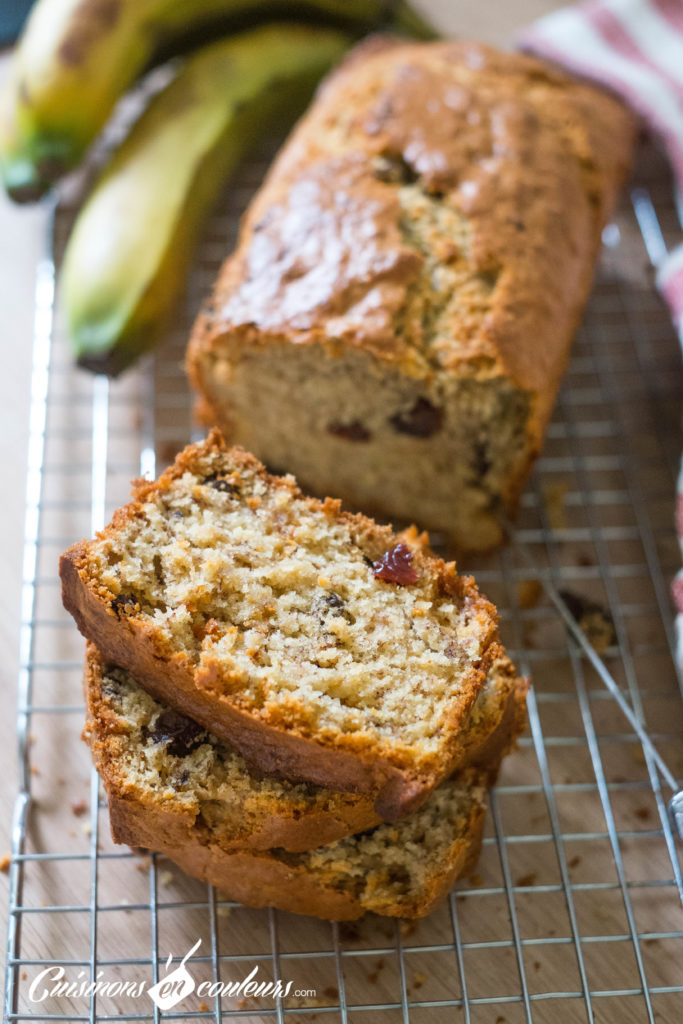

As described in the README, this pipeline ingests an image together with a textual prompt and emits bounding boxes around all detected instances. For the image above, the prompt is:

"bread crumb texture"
[91,653,487,911]
[76,435,498,773]
[86,646,519,850]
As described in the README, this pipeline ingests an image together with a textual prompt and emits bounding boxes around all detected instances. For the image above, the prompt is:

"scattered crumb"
[468,873,484,887]
[634,806,651,821]
[71,800,88,817]
[533,961,542,971]
[21,972,27,981]
[217,905,232,918]
[0,853,10,874]
[291,995,326,1009]
[412,972,427,990]
[30,765,40,776]
[496,1016,506,1023]
[568,855,581,868]
[367,958,386,984]
[644,938,659,946]
[400,920,419,939]
[517,578,543,610]
[577,552,594,567]
[323,986,339,1000]
[135,859,151,875]
[339,922,361,942]
[236,998,252,1009]
[57,778,66,786]
[594,905,612,922]
[558,589,616,654]
[69,830,77,838]
[515,873,538,888]
[81,822,92,837]
[198,1002,209,1012]
[158,869,174,887]
[542,479,569,530]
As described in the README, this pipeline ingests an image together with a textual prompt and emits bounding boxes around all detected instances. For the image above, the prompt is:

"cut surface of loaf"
[105,748,488,920]
[188,37,635,550]
[61,431,502,818]
[84,645,527,852]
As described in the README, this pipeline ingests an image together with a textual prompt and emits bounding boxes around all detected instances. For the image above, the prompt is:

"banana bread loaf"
[188,37,635,550]
[84,644,527,852]
[60,431,504,819]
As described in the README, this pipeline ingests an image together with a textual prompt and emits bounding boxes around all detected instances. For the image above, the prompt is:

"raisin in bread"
[84,644,527,852]
[60,431,503,818]
[188,37,635,551]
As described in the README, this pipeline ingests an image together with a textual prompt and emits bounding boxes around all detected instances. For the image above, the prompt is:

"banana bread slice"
[60,431,501,819]
[104,748,488,920]
[188,37,635,550]
[84,645,527,853]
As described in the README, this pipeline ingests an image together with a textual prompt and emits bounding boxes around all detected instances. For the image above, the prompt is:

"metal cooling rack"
[4,139,683,1024]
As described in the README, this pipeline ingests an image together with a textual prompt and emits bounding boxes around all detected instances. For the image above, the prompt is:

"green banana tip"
[76,348,131,378]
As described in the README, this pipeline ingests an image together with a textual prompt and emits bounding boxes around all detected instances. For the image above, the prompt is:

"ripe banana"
[1,0,435,202]
[60,24,348,375]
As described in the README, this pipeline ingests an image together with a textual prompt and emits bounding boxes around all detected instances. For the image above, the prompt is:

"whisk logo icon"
[147,938,201,1010]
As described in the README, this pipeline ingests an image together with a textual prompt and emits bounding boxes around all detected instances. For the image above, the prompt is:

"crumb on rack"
[71,799,88,817]
[400,920,419,939]
[542,478,569,530]
[367,958,386,984]
[517,578,543,609]
[0,853,10,873]
[158,869,174,887]
[515,872,538,887]
[412,973,427,989]
[558,588,616,654]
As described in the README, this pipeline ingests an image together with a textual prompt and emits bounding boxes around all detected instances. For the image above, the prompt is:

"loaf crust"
[106,770,488,921]
[61,432,503,819]
[188,37,635,549]
[84,645,527,852]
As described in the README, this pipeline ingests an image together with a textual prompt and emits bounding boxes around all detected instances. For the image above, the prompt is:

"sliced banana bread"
[60,431,502,818]
[188,37,635,550]
[84,644,527,852]
[105,750,488,920]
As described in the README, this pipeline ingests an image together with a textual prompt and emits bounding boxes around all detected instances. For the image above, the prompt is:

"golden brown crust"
[61,431,502,819]
[83,644,527,852]
[105,780,487,921]
[191,37,634,399]
[187,38,635,540]
[83,644,384,851]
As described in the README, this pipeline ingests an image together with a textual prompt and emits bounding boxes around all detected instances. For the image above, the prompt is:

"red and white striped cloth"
[523,1,683,325]
[521,0,683,666]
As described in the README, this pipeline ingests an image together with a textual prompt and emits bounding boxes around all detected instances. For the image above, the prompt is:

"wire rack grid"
[3,139,683,1024]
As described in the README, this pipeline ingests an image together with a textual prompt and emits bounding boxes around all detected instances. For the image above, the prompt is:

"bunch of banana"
[1,0,434,201]
[2,0,435,374]
[61,24,348,373]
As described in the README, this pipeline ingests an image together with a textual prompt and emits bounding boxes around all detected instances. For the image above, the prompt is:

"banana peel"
[60,24,348,375]
[1,0,436,202]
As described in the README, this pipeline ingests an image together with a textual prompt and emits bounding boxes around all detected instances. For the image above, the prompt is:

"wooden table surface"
[2,6,683,1023]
